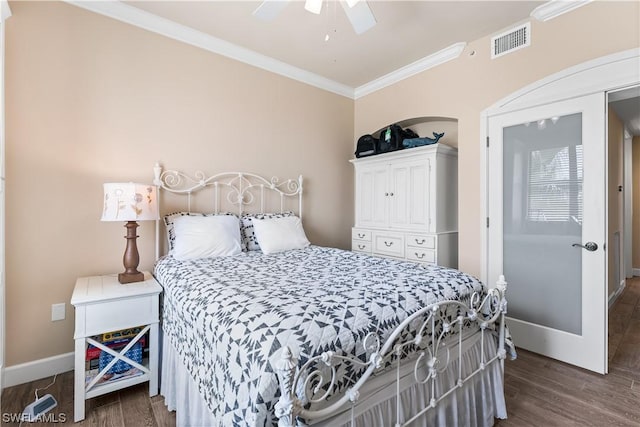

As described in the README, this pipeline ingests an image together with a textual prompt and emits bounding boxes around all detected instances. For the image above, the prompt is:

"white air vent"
[491,22,530,59]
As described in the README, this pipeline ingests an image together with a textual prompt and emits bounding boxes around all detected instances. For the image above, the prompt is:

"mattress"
[154,245,485,426]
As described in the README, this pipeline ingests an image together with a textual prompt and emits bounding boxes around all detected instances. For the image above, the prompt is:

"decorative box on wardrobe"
[350,144,458,268]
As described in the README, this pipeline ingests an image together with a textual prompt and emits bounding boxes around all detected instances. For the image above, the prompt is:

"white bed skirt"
[323,331,506,427]
[161,330,506,427]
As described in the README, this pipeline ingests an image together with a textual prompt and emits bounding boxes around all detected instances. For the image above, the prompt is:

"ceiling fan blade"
[340,0,376,35]
[304,0,323,15]
[253,0,291,21]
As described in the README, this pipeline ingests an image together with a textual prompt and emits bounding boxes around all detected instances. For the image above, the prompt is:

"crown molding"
[65,1,468,100]
[354,42,467,99]
[64,1,355,99]
[530,0,592,22]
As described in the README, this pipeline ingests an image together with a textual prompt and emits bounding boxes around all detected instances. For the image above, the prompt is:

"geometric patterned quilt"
[154,246,485,426]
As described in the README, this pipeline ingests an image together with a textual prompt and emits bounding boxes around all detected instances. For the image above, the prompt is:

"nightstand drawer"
[406,249,436,263]
[352,240,372,253]
[77,295,159,338]
[352,228,372,241]
[406,234,436,249]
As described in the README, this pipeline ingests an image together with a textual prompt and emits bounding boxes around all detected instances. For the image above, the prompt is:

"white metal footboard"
[275,275,508,427]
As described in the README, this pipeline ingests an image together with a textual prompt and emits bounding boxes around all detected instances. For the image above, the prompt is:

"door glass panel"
[503,113,582,335]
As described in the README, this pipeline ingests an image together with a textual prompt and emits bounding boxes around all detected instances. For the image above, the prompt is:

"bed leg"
[275,346,299,427]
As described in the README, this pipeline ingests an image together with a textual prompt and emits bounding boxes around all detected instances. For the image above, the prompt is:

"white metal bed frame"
[275,280,508,427]
[152,163,509,427]
[152,162,303,259]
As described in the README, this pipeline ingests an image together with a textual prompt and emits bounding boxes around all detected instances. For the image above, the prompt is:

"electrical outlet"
[51,303,65,321]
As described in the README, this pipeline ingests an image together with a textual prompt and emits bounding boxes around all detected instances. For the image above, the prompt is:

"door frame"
[480,48,640,372]
[0,0,11,394]
[481,48,640,286]
[623,126,633,282]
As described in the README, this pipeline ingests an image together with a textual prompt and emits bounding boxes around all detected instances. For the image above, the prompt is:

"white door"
[407,159,430,230]
[488,92,607,374]
[389,163,409,229]
[355,163,388,229]
[386,158,431,231]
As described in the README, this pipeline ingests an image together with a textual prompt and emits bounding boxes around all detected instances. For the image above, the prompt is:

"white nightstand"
[71,272,162,422]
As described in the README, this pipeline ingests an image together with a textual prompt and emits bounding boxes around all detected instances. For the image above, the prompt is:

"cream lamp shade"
[101,183,159,222]
[101,183,159,284]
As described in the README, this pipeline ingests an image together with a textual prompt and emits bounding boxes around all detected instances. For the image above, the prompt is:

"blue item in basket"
[99,342,142,374]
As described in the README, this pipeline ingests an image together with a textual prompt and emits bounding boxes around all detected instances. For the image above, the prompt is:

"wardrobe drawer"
[406,234,436,249]
[406,249,436,264]
[352,228,372,241]
[372,232,404,258]
[352,240,372,253]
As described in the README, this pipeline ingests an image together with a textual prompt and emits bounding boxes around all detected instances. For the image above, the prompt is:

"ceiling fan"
[253,0,377,35]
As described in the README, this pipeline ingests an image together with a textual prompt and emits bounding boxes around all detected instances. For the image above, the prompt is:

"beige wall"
[4,1,354,365]
[633,137,640,269]
[354,1,640,278]
[608,107,624,296]
[5,1,640,368]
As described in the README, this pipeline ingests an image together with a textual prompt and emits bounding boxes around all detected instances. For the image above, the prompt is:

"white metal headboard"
[152,162,303,259]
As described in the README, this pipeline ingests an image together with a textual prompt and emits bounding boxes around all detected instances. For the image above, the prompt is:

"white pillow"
[240,211,295,251]
[172,215,242,261]
[251,216,310,255]
[164,211,237,252]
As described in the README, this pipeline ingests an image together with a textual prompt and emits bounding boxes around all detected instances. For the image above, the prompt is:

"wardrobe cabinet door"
[388,162,409,229]
[389,158,430,231]
[355,163,388,229]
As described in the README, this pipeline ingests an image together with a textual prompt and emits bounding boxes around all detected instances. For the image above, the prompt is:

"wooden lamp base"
[119,221,145,284]
[118,271,144,284]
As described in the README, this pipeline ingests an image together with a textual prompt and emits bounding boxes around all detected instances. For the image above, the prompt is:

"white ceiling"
[124,1,544,88]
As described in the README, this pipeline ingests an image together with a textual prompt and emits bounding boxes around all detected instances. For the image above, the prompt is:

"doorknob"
[572,242,598,251]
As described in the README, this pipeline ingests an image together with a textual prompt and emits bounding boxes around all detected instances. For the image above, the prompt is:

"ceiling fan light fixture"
[253,0,376,35]
[304,0,323,15]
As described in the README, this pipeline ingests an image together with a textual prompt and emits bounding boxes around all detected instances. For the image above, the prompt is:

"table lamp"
[101,183,159,284]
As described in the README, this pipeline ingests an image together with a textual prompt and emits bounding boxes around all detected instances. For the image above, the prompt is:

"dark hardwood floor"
[2,278,639,426]
[496,276,640,427]
[1,372,174,427]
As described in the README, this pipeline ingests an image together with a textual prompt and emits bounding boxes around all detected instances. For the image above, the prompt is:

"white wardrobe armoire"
[350,143,458,268]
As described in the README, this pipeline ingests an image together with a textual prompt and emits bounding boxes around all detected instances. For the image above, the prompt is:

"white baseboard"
[3,352,74,388]
[608,280,626,309]
[633,268,640,277]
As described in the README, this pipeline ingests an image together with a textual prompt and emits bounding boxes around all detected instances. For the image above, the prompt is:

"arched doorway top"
[486,48,640,116]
